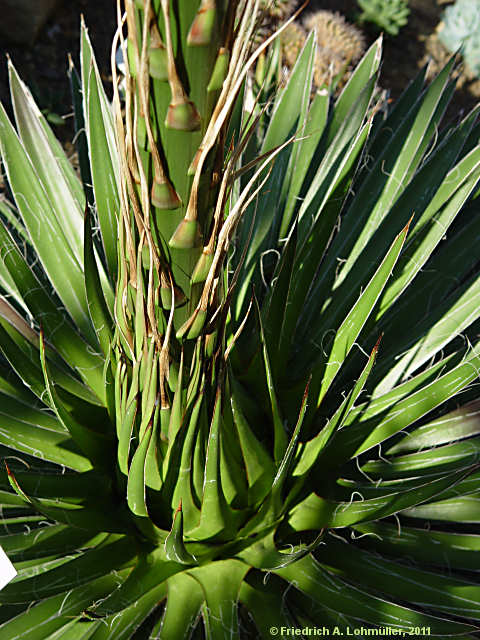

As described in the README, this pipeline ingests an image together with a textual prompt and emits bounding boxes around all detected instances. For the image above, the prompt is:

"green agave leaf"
[377,269,480,394]
[44,618,101,640]
[240,378,310,536]
[0,102,93,339]
[333,59,456,286]
[0,200,30,312]
[0,374,91,471]
[230,381,275,506]
[289,465,474,530]
[0,390,61,432]
[219,395,249,508]
[388,399,480,454]
[282,118,372,366]
[144,403,163,491]
[189,388,240,540]
[14,553,76,582]
[262,223,297,374]
[170,391,202,526]
[167,349,184,443]
[0,524,108,562]
[5,467,130,533]
[238,572,296,639]
[84,208,114,356]
[296,77,376,250]
[298,59,455,343]
[374,216,478,380]
[279,89,329,235]
[340,350,461,431]
[316,539,480,620]
[91,547,182,617]
[187,559,249,640]
[261,32,316,157]
[365,64,426,162]
[238,32,316,292]
[79,583,166,640]
[294,338,380,478]
[164,503,196,564]
[328,36,382,144]
[0,221,105,402]
[0,534,136,604]
[0,573,128,640]
[0,311,100,409]
[81,23,120,281]
[354,521,480,571]
[402,492,480,523]
[362,437,480,479]
[324,342,480,464]
[255,298,287,464]
[39,331,113,468]
[69,58,94,207]
[0,468,111,503]
[376,114,480,319]
[117,361,139,475]
[275,554,477,635]
[332,109,480,369]
[8,62,85,272]
[238,528,324,571]
[312,221,409,408]
[153,572,204,640]
[127,423,153,517]
[286,585,359,630]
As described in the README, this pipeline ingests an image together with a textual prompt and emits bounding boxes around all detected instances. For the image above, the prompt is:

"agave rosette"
[0,1,479,638]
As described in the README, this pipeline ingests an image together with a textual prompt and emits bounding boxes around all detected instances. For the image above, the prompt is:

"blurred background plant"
[356,0,410,35]
[439,0,480,76]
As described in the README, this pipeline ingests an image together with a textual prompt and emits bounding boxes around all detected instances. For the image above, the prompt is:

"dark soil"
[0,0,116,149]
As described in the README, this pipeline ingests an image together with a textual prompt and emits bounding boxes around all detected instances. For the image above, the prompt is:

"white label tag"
[0,545,16,591]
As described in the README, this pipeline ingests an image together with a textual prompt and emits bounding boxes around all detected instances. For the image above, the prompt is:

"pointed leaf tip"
[372,333,383,354]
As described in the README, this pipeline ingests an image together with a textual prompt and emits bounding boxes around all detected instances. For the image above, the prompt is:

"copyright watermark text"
[269,626,432,637]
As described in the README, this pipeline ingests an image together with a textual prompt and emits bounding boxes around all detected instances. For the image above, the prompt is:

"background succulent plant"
[357,0,410,36]
[0,1,479,638]
[439,0,480,76]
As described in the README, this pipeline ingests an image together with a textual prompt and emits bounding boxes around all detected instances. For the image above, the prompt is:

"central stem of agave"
[108,0,265,544]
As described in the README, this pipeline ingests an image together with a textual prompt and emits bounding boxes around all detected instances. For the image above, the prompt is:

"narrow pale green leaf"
[275,555,476,635]
[127,423,152,517]
[328,37,382,143]
[0,574,127,640]
[0,535,136,603]
[81,24,119,280]
[289,466,474,530]
[314,222,409,407]
[295,338,380,478]
[0,102,92,337]
[92,547,182,617]
[84,208,114,355]
[9,62,85,268]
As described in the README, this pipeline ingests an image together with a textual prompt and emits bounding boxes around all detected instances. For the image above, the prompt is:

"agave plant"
[0,0,480,637]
